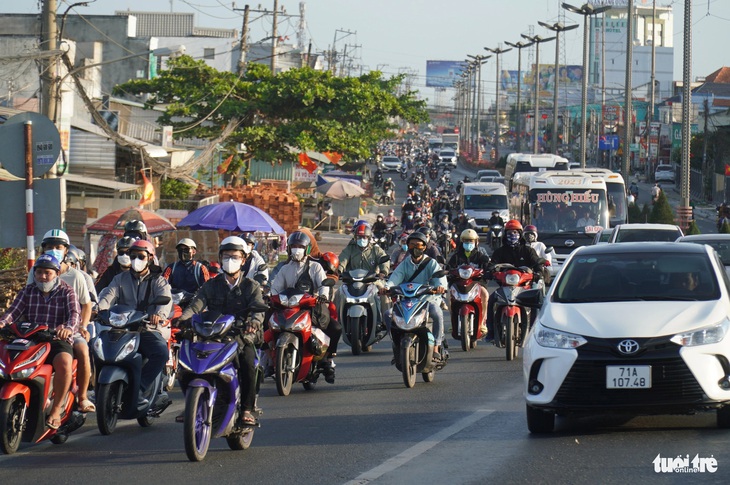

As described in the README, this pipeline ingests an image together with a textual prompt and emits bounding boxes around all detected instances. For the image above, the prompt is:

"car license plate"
[480,227,489,232]
[606,365,651,389]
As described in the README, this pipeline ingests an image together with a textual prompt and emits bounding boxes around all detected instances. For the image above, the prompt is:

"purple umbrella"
[177,201,285,234]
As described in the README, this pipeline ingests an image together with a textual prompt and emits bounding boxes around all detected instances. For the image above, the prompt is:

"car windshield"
[685,240,730,265]
[656,166,672,172]
[553,252,720,302]
[615,229,681,242]
[463,194,507,210]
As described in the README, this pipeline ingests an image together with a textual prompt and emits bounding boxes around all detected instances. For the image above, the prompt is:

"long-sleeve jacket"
[270,259,328,297]
[489,243,543,274]
[98,268,172,321]
[180,273,266,345]
[0,281,80,342]
[385,255,446,304]
[338,242,390,275]
[447,245,491,272]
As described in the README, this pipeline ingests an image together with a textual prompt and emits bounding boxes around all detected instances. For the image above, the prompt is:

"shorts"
[48,340,73,363]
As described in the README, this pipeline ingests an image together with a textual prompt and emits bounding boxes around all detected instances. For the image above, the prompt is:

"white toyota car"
[522,242,730,433]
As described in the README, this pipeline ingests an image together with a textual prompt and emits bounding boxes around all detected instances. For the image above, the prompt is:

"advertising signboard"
[426,60,466,88]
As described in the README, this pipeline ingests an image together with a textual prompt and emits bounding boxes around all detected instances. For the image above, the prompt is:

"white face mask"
[35,277,59,294]
[221,257,243,274]
[131,258,148,273]
[117,254,131,267]
[290,248,305,262]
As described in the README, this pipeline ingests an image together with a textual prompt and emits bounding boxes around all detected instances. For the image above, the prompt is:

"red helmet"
[319,252,340,276]
[504,219,523,232]
[130,239,156,257]
[354,224,372,238]
[524,224,537,233]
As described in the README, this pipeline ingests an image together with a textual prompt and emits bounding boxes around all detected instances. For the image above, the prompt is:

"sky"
[5,0,730,104]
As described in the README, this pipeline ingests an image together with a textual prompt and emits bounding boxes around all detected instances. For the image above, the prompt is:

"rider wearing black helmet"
[95,236,137,293]
[124,220,149,241]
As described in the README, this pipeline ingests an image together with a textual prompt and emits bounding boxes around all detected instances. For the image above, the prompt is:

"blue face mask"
[506,233,520,247]
[401,244,408,251]
[45,249,65,264]
[356,238,369,248]
[463,242,475,252]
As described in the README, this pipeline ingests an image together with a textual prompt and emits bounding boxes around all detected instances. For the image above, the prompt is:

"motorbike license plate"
[606,365,651,389]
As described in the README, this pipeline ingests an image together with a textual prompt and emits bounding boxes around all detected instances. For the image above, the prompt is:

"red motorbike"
[448,264,485,352]
[0,322,86,454]
[491,264,536,361]
[166,289,194,391]
[266,283,334,396]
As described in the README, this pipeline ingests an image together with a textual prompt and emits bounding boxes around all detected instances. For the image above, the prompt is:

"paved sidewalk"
[636,181,716,222]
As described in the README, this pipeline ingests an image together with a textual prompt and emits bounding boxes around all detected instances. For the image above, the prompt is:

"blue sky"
[4,0,730,100]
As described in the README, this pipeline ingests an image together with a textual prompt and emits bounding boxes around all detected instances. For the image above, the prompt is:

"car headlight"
[534,325,587,349]
[671,320,730,347]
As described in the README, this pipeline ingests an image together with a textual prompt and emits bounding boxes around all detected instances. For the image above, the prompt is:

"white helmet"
[176,238,197,249]
[41,229,70,248]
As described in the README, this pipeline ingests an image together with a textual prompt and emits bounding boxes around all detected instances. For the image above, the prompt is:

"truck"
[441,133,460,156]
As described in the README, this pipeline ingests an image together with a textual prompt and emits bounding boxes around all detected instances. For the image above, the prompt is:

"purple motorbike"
[179,312,263,462]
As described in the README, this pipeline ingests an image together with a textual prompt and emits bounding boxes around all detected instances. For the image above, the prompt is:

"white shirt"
[528,241,553,266]
[270,258,327,297]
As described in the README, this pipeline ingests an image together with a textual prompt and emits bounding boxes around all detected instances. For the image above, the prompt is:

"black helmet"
[407,231,428,247]
[124,220,148,239]
[240,232,256,247]
[67,244,86,267]
[116,236,136,252]
[287,231,311,255]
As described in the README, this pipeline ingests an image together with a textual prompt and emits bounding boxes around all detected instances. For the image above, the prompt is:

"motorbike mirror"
[432,269,448,279]
[515,289,544,308]
[256,264,267,272]
[378,255,390,264]
[322,277,336,287]
[151,295,171,306]
[545,246,555,254]
[253,274,268,285]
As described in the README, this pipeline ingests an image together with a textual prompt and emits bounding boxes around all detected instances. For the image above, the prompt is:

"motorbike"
[268,280,335,396]
[490,264,536,361]
[0,323,86,454]
[374,172,384,188]
[448,264,485,352]
[398,165,408,180]
[380,187,395,205]
[429,165,439,181]
[387,270,448,388]
[339,256,390,355]
[178,306,267,462]
[489,224,503,250]
[373,232,389,251]
[167,289,194,392]
[92,296,173,435]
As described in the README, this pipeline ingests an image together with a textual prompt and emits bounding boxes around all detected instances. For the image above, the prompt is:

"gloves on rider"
[316,294,329,305]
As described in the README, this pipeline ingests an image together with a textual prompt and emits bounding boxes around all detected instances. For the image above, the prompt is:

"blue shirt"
[386,255,446,303]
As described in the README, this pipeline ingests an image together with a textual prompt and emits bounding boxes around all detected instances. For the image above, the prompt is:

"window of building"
[204,48,215,60]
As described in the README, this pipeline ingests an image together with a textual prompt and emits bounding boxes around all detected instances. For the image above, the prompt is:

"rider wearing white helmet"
[446,229,491,335]
[162,238,210,295]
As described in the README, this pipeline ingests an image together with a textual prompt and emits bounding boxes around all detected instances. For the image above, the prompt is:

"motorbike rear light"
[458,267,474,280]
[505,273,521,286]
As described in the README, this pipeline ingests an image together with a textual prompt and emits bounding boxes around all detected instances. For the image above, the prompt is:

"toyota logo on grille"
[617,339,640,354]
[565,239,575,247]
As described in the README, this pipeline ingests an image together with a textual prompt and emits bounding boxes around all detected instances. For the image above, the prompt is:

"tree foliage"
[649,191,675,224]
[114,58,429,169]
[685,220,701,235]
[627,202,642,223]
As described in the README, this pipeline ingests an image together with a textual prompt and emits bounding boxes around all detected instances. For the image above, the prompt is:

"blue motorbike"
[387,271,448,388]
[178,310,265,462]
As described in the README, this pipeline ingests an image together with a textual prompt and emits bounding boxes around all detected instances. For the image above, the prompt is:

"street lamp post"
[538,21,579,155]
[521,34,554,154]
[484,46,511,164]
[563,2,610,167]
[505,40,533,153]
[468,54,490,162]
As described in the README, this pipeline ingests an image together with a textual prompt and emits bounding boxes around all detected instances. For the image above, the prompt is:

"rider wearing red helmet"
[484,219,544,343]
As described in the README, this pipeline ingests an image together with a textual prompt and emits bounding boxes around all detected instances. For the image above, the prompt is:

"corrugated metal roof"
[249,160,294,182]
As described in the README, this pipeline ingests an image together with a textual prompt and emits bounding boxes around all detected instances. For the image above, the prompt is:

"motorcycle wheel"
[275,347,295,396]
[302,380,317,391]
[184,387,212,462]
[164,349,178,392]
[350,318,362,356]
[460,314,471,352]
[96,381,124,435]
[400,342,417,388]
[0,396,24,454]
[50,433,68,445]
[138,414,153,427]
[400,171,407,180]
[226,427,254,450]
[505,315,517,361]
[422,370,435,382]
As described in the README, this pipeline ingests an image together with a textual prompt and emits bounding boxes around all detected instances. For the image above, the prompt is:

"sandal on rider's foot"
[46,416,61,430]
[242,411,256,426]
[78,398,96,413]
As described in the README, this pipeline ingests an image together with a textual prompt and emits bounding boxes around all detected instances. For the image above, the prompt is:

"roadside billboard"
[426,60,467,88]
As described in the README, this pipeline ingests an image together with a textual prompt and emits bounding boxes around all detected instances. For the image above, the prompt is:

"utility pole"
[679,0,692,227]
[485,46,510,163]
[330,29,356,76]
[703,97,709,200]
[235,5,250,75]
[522,34,554,154]
[41,0,58,123]
[271,0,279,74]
[622,0,635,181]
[506,40,533,153]
[649,0,657,174]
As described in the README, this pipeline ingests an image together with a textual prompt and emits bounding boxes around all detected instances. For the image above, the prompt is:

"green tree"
[640,204,651,223]
[627,202,642,223]
[721,220,730,234]
[685,220,701,235]
[114,58,429,174]
[649,192,675,224]
[160,177,193,210]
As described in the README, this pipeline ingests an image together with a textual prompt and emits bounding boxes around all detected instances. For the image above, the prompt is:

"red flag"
[217,154,234,174]
[139,170,155,206]
[323,151,342,164]
[298,153,318,173]
[725,164,730,177]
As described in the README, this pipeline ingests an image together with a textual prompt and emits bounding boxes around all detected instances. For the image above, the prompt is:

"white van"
[459,182,509,237]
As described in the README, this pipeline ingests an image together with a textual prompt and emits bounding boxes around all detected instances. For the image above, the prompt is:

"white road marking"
[343,408,495,485]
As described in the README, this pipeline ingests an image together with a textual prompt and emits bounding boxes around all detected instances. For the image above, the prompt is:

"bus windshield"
[606,182,628,226]
[528,188,609,233]
[463,194,508,211]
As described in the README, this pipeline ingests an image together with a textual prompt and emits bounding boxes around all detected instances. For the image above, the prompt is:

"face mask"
[45,249,64,264]
[463,242,475,252]
[356,238,368,248]
[221,256,242,274]
[401,244,408,251]
[409,247,425,259]
[178,248,193,262]
[506,233,520,247]
[525,234,536,243]
[35,277,59,294]
[117,254,131,267]
[290,248,305,262]
[407,215,413,220]
[131,258,148,273]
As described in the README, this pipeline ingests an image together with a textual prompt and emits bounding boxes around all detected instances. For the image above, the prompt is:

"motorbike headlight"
[93,337,104,360]
[268,315,280,331]
[282,294,303,308]
[16,346,47,370]
[116,336,138,361]
[393,315,406,328]
[458,267,474,280]
[505,273,521,286]
[10,367,36,379]
[109,311,131,328]
[534,325,587,349]
[401,312,425,330]
[671,320,730,347]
